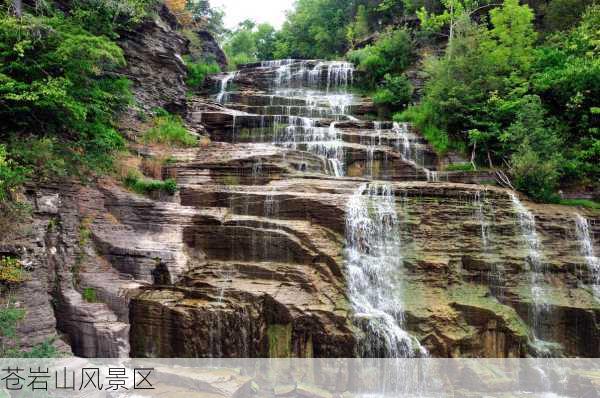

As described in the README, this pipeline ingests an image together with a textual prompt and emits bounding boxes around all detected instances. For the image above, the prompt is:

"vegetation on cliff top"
[227,0,597,203]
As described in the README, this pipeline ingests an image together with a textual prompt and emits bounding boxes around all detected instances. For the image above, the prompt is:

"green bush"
[143,113,197,147]
[347,29,413,88]
[0,9,131,187]
[373,74,413,110]
[186,59,220,89]
[395,103,450,154]
[0,305,25,342]
[124,172,178,196]
[0,302,60,358]
[0,145,26,201]
[71,0,159,37]
[511,148,560,203]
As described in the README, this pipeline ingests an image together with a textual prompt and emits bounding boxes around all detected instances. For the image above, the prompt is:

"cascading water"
[216,72,237,104]
[474,191,505,298]
[575,214,600,299]
[255,61,355,176]
[474,191,490,250]
[392,122,441,181]
[345,183,426,358]
[510,193,556,356]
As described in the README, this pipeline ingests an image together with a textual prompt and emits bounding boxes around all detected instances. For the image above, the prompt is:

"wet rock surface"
[6,58,600,358]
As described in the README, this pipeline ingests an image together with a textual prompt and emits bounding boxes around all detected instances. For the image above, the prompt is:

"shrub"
[143,113,197,147]
[186,59,220,89]
[373,74,413,110]
[0,257,28,285]
[124,171,178,196]
[0,302,60,358]
[0,145,26,201]
[511,148,560,203]
[347,28,414,88]
[395,104,450,154]
[0,305,25,342]
[0,11,131,185]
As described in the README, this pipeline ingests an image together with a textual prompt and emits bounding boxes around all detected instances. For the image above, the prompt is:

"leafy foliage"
[347,28,414,88]
[0,301,59,358]
[373,74,413,110]
[274,0,354,59]
[398,0,599,201]
[0,145,26,201]
[223,20,278,68]
[70,0,158,37]
[82,287,97,303]
[186,58,220,89]
[0,6,134,187]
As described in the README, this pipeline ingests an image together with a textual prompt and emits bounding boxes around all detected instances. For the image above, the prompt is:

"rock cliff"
[3,28,599,359]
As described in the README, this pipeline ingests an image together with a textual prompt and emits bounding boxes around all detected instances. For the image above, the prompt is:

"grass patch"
[0,301,60,357]
[445,162,476,172]
[559,199,600,211]
[124,171,178,196]
[143,111,197,148]
[82,287,97,303]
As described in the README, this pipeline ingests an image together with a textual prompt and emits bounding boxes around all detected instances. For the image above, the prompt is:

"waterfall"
[216,72,237,104]
[393,122,411,160]
[345,183,426,357]
[474,191,505,298]
[308,61,355,90]
[575,214,600,299]
[393,122,441,182]
[474,191,490,250]
[261,59,293,67]
[510,193,555,354]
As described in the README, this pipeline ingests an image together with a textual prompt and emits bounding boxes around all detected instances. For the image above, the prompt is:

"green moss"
[449,284,530,339]
[558,198,600,211]
[82,287,97,303]
[267,324,292,358]
[221,175,241,186]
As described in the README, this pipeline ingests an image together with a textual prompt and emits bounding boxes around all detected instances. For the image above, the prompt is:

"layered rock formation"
[118,4,189,114]
[4,37,599,358]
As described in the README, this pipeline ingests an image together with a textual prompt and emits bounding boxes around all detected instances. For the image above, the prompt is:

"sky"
[211,0,296,30]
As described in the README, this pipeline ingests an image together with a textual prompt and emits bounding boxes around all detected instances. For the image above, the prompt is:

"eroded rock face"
[193,30,228,70]
[118,4,189,114]
[8,56,599,359]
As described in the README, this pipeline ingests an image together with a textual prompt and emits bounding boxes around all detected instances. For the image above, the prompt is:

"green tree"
[347,5,370,47]
[255,23,277,60]
[347,28,414,88]
[532,4,600,182]
[274,0,354,59]
[223,21,278,67]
